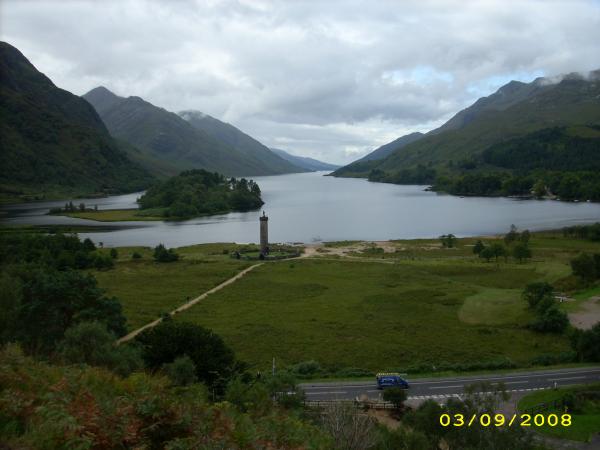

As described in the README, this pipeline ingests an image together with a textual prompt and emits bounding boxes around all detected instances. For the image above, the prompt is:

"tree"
[571,323,600,362]
[504,224,519,245]
[320,402,377,450]
[153,244,179,263]
[570,253,597,284]
[479,246,494,262]
[136,321,238,388]
[440,234,457,248]
[532,180,546,198]
[110,248,118,259]
[512,242,531,263]
[15,268,127,353]
[489,242,508,263]
[472,240,485,255]
[529,306,569,333]
[59,321,117,366]
[522,282,554,309]
[520,229,531,244]
[383,387,408,413]
[58,321,142,376]
[163,355,198,386]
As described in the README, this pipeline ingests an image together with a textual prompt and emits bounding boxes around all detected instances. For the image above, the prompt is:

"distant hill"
[333,70,600,180]
[332,132,423,177]
[358,132,424,162]
[0,42,154,202]
[270,148,340,171]
[83,87,302,177]
[178,110,303,174]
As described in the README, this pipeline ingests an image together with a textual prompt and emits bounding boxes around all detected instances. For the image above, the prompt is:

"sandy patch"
[569,296,600,330]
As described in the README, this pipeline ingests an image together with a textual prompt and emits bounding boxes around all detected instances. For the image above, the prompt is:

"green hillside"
[0,42,154,202]
[179,110,304,174]
[380,73,600,172]
[84,87,303,177]
[334,71,600,181]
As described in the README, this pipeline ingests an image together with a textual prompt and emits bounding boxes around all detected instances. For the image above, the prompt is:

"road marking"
[430,385,462,390]
[548,376,586,381]
[305,391,348,395]
[503,381,529,384]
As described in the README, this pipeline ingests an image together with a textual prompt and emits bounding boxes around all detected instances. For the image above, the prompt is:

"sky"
[1,0,600,164]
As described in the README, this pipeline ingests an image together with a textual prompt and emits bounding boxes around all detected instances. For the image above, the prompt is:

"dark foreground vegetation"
[137,169,264,218]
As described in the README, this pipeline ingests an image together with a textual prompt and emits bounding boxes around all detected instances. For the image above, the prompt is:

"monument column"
[260,211,269,255]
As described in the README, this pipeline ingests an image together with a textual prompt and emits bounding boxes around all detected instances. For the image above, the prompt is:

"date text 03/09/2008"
[439,413,571,428]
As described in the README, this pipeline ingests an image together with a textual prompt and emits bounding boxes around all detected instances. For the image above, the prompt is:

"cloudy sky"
[2,0,600,164]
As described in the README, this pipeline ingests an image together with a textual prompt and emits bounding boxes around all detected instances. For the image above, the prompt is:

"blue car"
[376,372,409,389]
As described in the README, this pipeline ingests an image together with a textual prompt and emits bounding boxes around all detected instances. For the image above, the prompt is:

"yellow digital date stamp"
[439,413,571,427]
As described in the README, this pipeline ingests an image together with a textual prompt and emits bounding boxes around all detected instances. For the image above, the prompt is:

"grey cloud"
[1,0,599,164]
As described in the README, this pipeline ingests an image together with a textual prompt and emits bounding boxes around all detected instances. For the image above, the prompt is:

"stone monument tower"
[259,211,269,255]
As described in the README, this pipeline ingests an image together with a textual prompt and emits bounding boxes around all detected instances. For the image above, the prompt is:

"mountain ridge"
[270,148,340,171]
[0,41,154,201]
[83,87,303,177]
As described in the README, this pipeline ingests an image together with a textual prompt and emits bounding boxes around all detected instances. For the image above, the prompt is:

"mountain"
[333,70,600,179]
[270,148,340,171]
[357,132,424,162]
[83,87,302,177]
[178,110,303,174]
[331,132,423,177]
[0,42,154,202]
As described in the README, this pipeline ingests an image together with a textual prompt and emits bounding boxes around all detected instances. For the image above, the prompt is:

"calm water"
[2,172,600,247]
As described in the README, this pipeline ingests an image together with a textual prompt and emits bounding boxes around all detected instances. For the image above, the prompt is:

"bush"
[383,387,407,412]
[529,306,569,333]
[291,360,322,377]
[59,321,143,376]
[571,323,600,362]
[153,244,179,263]
[472,240,485,255]
[109,248,118,259]
[136,321,238,389]
[522,282,554,309]
[131,251,142,259]
[163,355,198,386]
[570,253,597,284]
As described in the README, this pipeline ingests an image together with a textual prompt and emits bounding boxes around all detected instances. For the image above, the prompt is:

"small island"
[49,169,264,221]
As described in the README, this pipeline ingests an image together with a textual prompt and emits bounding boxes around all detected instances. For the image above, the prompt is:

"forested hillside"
[0,42,154,202]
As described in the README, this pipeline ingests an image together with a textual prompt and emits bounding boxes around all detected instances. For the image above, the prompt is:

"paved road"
[300,367,600,402]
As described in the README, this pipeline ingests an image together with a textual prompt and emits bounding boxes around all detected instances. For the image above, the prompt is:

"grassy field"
[59,208,164,222]
[93,244,251,330]
[96,234,600,373]
[518,383,600,442]
[174,257,573,372]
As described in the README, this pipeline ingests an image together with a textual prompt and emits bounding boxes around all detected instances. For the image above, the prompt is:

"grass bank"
[518,383,600,442]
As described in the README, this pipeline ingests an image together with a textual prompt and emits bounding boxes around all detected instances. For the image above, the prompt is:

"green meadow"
[94,233,600,372]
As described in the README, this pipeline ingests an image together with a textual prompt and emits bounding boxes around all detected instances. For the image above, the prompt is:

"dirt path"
[117,263,263,344]
[569,296,600,330]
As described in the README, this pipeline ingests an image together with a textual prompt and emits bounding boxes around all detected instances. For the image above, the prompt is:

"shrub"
[153,244,179,263]
[383,387,407,412]
[136,321,238,389]
[59,321,142,376]
[571,323,600,362]
[131,251,142,259]
[522,282,554,309]
[472,240,485,255]
[529,306,569,333]
[109,248,118,259]
[163,355,198,386]
[291,360,322,377]
[570,253,597,284]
